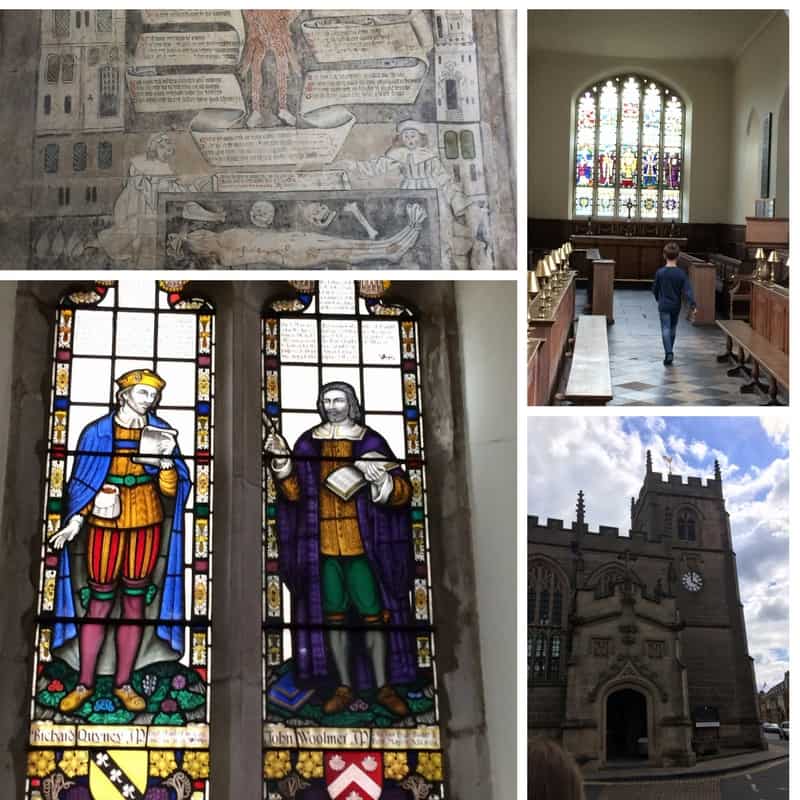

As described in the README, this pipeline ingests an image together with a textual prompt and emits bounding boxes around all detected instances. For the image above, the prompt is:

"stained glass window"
[262,281,444,799]
[574,75,684,220]
[27,281,214,800]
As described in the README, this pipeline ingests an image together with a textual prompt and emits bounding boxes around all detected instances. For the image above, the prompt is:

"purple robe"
[277,427,417,689]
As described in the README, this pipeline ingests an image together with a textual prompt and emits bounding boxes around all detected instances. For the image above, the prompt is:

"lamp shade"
[754,247,766,261]
[528,270,540,294]
[535,259,548,279]
[767,250,781,263]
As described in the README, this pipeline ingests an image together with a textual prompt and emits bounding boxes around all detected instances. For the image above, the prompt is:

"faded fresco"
[0,10,516,269]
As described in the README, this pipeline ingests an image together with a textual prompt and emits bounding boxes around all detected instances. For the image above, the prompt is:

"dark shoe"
[663,355,673,366]
[323,685,354,715]
[377,684,410,717]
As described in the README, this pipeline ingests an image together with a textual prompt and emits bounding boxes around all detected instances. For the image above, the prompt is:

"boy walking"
[652,241,697,365]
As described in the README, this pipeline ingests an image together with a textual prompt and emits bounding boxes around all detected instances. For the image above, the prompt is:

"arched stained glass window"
[262,280,444,798]
[574,75,685,221]
[26,280,214,800]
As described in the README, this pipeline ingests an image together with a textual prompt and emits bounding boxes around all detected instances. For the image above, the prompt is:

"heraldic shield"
[88,749,148,800]
[325,752,383,800]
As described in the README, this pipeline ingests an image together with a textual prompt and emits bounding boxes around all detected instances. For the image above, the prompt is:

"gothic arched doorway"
[606,688,648,761]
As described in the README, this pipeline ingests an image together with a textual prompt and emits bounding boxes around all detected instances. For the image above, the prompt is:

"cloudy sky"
[528,415,789,691]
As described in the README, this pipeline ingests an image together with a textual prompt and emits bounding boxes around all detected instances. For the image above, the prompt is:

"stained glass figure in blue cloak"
[50,369,191,715]
[264,381,415,718]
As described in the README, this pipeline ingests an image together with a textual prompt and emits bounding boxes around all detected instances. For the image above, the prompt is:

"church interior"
[527,11,789,407]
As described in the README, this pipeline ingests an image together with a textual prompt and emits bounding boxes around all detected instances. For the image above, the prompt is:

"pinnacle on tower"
[576,490,586,525]
[646,450,653,473]
[714,459,722,481]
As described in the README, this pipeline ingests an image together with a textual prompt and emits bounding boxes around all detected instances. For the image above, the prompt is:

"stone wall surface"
[0,10,516,270]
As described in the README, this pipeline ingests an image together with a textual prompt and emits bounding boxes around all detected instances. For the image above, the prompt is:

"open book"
[132,425,179,466]
[324,451,399,501]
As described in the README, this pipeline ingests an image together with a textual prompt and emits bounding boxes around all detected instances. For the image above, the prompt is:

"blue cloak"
[53,411,192,654]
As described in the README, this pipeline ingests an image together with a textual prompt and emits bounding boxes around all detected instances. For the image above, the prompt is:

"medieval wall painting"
[26,281,214,800]
[262,282,444,799]
[11,10,516,270]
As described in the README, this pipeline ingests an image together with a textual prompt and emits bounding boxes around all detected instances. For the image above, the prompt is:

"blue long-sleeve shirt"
[652,266,696,313]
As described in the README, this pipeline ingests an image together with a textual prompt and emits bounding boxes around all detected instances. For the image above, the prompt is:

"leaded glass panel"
[26,281,214,800]
[573,74,684,221]
[262,281,444,799]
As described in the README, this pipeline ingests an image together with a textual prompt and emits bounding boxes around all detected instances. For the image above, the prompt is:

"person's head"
[146,132,175,163]
[250,200,276,229]
[317,382,363,425]
[115,369,165,415]
[396,121,428,150]
[663,240,681,264]
[528,738,585,800]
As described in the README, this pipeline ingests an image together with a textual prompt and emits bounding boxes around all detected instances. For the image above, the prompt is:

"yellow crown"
[116,369,166,391]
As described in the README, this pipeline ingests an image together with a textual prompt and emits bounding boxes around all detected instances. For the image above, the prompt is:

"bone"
[343,202,379,240]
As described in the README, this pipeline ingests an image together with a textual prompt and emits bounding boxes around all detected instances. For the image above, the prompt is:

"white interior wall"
[455,281,516,800]
[727,12,789,223]
[528,50,732,222]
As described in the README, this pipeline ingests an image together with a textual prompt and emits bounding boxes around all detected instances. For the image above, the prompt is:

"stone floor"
[561,288,786,407]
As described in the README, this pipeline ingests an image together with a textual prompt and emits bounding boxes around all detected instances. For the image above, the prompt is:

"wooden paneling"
[529,218,748,260]
[751,281,789,354]
[527,337,549,406]
[528,274,576,404]
[745,217,789,247]
[571,235,688,281]
[592,259,615,323]
[679,253,716,325]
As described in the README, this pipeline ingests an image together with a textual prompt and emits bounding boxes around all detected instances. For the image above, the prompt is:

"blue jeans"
[659,310,680,356]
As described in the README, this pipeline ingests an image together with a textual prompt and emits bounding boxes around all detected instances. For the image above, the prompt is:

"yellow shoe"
[113,684,146,712]
[59,684,94,713]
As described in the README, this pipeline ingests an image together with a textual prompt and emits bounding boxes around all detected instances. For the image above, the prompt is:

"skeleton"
[240,10,302,128]
[343,202,378,240]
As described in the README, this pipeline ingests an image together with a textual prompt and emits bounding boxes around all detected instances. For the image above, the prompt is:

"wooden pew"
[527,336,548,406]
[716,320,788,405]
[563,315,613,405]
[678,253,716,325]
[592,258,615,323]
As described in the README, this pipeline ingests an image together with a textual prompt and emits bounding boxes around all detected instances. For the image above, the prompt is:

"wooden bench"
[716,320,788,405]
[563,315,613,405]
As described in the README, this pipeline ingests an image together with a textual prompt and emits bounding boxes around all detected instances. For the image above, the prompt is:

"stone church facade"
[529,454,764,768]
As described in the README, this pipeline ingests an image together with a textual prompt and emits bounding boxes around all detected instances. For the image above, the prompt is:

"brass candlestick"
[753,247,766,281]
[767,250,781,283]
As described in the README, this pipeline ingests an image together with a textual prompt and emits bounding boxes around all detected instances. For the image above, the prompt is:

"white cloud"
[760,416,790,449]
[689,440,708,460]
[528,418,788,690]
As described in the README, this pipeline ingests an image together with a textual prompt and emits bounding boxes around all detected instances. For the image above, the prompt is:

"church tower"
[630,452,762,748]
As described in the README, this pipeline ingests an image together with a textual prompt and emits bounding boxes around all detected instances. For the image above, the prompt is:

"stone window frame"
[0,280,493,800]
[528,557,569,685]
[676,505,701,544]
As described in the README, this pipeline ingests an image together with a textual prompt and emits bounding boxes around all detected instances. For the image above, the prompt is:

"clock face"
[682,570,703,592]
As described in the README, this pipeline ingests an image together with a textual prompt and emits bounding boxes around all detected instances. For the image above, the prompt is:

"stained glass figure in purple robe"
[265,382,415,718]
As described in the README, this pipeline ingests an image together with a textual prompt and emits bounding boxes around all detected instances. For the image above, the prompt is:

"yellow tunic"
[279,439,411,556]
[85,425,177,529]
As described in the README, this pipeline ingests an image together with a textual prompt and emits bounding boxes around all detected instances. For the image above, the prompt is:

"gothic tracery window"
[677,508,698,542]
[528,560,567,684]
[26,281,214,800]
[574,74,685,220]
